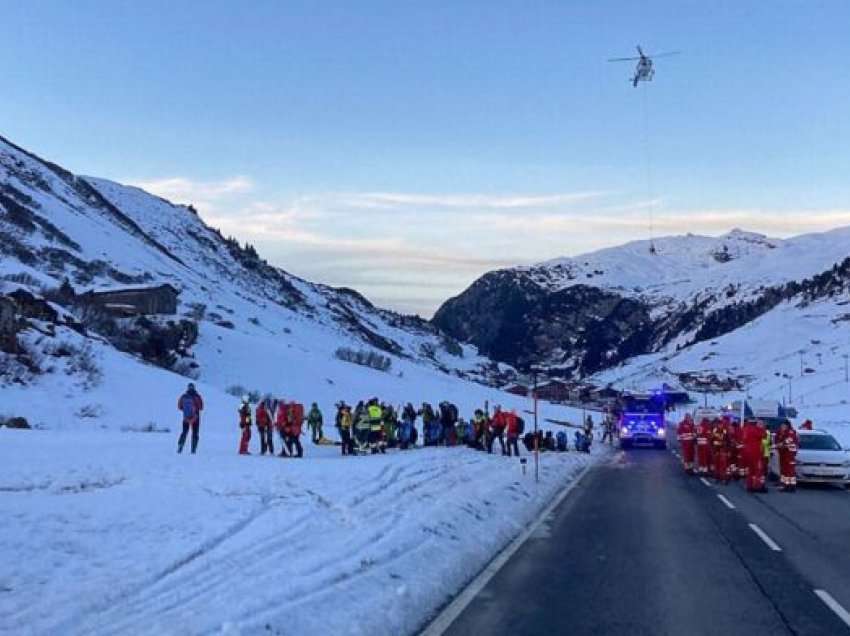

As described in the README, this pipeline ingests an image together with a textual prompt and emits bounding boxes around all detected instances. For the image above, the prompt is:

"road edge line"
[700,477,712,487]
[418,460,595,636]
[748,522,782,552]
[814,589,850,628]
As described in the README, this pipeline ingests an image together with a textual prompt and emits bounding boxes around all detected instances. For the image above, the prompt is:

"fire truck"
[618,392,667,449]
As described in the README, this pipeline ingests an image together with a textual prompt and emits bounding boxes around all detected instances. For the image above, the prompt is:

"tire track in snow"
[53,496,293,636]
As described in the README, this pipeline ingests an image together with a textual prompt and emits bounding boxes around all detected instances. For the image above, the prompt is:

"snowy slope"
[0,134,602,636]
[592,294,850,446]
[435,226,850,375]
[0,133,507,412]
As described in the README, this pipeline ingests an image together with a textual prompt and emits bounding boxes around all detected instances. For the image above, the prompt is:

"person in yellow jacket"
[761,427,773,484]
[367,398,384,454]
[335,402,354,456]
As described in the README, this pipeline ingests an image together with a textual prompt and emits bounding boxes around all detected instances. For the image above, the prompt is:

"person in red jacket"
[238,396,252,455]
[488,406,507,455]
[695,418,712,475]
[800,419,813,430]
[177,383,204,454]
[283,402,304,458]
[677,414,696,474]
[256,399,275,455]
[711,418,731,483]
[505,411,522,457]
[729,418,744,480]
[775,421,799,492]
[275,400,289,457]
[742,419,768,493]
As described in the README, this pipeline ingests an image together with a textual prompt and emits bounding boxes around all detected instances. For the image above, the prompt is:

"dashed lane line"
[814,589,850,629]
[717,494,736,510]
[700,477,712,487]
[748,523,782,552]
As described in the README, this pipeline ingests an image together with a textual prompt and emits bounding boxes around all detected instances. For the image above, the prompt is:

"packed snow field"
[0,425,597,636]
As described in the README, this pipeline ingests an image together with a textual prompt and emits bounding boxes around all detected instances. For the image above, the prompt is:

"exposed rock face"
[434,271,652,373]
[434,233,850,378]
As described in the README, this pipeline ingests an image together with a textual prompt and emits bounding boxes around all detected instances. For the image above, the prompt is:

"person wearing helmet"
[177,383,204,454]
[238,395,252,455]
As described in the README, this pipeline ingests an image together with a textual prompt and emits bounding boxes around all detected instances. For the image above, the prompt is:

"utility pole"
[799,350,805,377]
[532,368,539,484]
[843,354,848,383]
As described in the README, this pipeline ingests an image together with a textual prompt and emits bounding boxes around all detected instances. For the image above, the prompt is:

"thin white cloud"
[123,176,850,315]
[314,190,608,210]
[126,175,255,212]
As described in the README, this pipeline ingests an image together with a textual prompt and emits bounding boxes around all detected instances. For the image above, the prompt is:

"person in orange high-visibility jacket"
[695,418,712,475]
[711,418,731,483]
[775,421,799,492]
[729,418,744,479]
[742,419,768,493]
[676,414,696,474]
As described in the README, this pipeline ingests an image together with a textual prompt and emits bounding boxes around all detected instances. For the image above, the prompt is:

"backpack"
[340,411,352,429]
[181,393,197,418]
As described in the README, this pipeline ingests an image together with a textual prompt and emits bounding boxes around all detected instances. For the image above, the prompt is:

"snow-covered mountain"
[434,228,850,404]
[0,134,518,430]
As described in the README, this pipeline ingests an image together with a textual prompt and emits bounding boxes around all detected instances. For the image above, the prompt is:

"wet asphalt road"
[439,447,850,636]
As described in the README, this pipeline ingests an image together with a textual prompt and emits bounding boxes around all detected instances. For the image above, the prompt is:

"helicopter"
[608,46,680,87]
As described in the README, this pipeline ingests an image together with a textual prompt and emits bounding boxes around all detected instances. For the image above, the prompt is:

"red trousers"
[746,454,765,491]
[681,440,696,471]
[696,442,710,474]
[713,448,729,482]
[779,450,797,486]
[239,425,251,454]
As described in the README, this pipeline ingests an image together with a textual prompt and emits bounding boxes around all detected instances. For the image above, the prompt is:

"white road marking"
[814,589,850,628]
[717,494,736,510]
[748,523,782,552]
[700,477,712,487]
[419,461,594,636]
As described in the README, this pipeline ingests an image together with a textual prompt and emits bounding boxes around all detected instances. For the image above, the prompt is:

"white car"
[770,429,850,486]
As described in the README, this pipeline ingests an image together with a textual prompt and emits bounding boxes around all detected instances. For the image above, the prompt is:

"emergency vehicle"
[619,392,667,449]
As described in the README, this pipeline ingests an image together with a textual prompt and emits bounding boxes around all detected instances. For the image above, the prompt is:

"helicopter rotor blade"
[637,45,644,57]
[607,56,641,62]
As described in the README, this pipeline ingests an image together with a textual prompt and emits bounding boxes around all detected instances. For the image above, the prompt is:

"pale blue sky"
[3,1,850,315]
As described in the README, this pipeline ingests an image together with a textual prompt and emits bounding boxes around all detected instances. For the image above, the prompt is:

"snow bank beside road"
[0,429,599,636]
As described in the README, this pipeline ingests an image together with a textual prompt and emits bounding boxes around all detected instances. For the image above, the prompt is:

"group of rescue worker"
[322,400,532,457]
[676,413,806,492]
[177,383,596,458]
[228,391,533,457]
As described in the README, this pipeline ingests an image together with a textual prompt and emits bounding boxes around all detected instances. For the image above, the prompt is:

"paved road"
[437,449,850,636]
